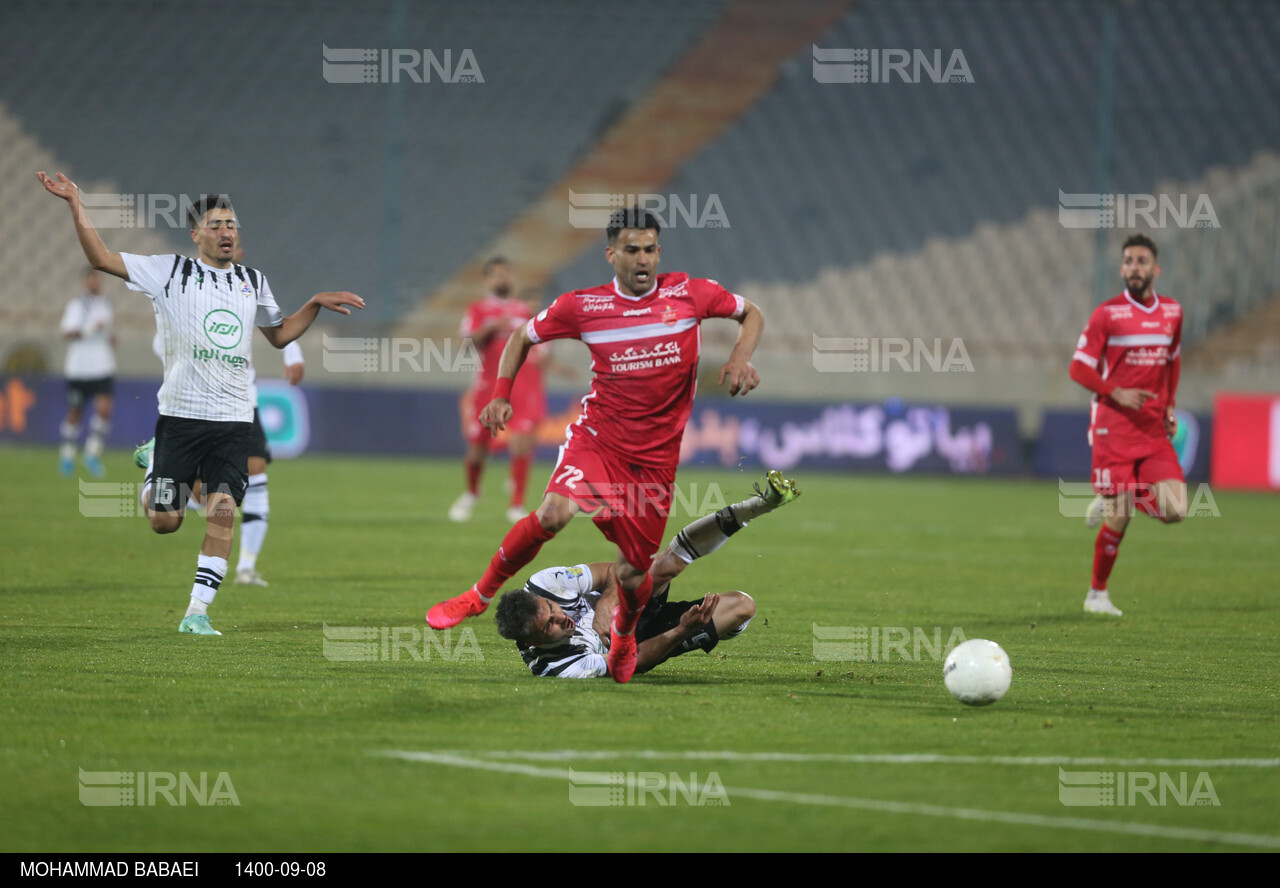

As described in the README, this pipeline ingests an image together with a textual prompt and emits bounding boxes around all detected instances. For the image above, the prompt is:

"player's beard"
[493,282,512,298]
[1126,274,1152,298]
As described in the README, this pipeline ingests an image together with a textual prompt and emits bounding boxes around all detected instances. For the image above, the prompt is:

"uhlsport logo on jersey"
[321,44,483,84]
[1058,768,1219,807]
[568,190,729,229]
[812,45,974,84]
[78,768,240,807]
[1058,190,1220,229]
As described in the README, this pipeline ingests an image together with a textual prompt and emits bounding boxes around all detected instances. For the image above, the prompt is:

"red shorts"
[546,426,675,572]
[462,380,545,446]
[1091,436,1185,497]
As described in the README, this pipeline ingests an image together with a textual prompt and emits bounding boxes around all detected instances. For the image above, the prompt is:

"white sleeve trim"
[1072,350,1099,369]
[553,654,609,679]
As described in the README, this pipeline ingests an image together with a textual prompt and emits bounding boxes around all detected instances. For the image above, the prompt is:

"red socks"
[1091,525,1125,591]
[509,454,531,508]
[476,514,557,598]
[465,457,483,496]
[614,573,654,635]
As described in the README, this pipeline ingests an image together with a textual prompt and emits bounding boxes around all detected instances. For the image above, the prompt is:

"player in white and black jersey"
[58,267,115,478]
[149,243,307,588]
[493,471,799,678]
[38,172,363,636]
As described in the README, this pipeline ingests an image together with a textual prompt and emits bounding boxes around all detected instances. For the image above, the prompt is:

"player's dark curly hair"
[1122,232,1158,259]
[187,194,236,230]
[494,590,541,641]
[606,206,661,244]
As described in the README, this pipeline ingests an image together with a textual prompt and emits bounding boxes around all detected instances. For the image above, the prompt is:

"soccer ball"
[943,639,1012,706]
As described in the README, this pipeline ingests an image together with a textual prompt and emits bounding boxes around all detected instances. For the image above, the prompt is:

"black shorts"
[248,408,272,463]
[150,415,253,512]
[67,377,114,408]
[634,587,720,674]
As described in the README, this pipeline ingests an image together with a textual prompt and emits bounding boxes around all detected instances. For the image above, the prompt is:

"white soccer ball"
[943,639,1012,706]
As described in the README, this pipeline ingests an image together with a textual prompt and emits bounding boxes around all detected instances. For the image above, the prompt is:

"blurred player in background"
[428,207,765,683]
[39,171,363,636]
[449,258,542,523]
[58,267,115,478]
[494,471,799,679]
[1069,233,1185,616]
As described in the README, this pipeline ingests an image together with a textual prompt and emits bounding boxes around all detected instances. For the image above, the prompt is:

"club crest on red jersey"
[661,305,678,326]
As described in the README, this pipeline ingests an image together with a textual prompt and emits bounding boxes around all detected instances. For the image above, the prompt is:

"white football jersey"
[60,292,115,380]
[517,564,608,678]
[123,253,283,422]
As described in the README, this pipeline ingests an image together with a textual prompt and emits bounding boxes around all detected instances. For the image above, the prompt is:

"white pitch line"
[374,750,1280,850]
[405,749,1280,769]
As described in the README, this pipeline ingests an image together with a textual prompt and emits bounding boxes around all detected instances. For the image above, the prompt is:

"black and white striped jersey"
[122,253,283,422]
[517,564,608,679]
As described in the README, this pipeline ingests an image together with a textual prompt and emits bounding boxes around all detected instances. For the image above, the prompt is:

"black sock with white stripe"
[186,555,227,616]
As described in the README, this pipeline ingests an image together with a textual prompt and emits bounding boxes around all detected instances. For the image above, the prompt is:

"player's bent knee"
[534,500,576,532]
[719,591,755,640]
[148,513,182,534]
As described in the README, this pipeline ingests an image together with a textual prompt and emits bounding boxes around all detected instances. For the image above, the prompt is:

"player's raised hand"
[310,291,365,315]
[718,358,760,397]
[36,171,80,202]
[480,397,513,434]
[1111,387,1158,411]
[679,594,720,634]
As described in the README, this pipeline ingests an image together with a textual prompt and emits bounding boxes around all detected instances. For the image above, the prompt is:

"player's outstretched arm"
[630,594,719,674]
[36,172,128,279]
[479,324,535,433]
[259,292,365,348]
[717,299,764,396]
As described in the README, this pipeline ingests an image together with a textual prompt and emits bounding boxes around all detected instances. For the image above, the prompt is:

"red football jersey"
[461,294,531,389]
[527,272,746,467]
[1072,290,1182,454]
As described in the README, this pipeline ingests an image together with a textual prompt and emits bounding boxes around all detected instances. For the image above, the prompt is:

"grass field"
[2,443,1278,852]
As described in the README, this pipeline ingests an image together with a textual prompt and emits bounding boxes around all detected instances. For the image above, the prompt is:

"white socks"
[187,554,227,616]
[236,474,269,573]
[85,415,109,458]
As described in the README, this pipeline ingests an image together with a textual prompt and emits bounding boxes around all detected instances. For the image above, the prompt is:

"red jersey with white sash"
[1072,289,1182,457]
[527,273,745,467]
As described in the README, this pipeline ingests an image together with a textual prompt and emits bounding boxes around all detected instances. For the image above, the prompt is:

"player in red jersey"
[428,208,764,682]
[1069,233,1186,616]
[449,258,543,523]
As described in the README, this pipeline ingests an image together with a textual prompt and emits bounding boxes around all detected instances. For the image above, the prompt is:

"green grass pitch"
[1,444,1277,852]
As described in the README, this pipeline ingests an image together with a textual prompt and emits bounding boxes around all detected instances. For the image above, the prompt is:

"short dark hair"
[1122,232,1158,259]
[187,194,235,230]
[483,256,508,276]
[494,589,542,641]
[606,206,661,244]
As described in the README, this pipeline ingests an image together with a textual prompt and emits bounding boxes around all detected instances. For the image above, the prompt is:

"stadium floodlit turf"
[2,444,1277,852]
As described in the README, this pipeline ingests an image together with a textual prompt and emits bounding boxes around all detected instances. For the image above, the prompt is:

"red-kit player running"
[449,257,544,523]
[1069,233,1186,616]
[427,207,764,682]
